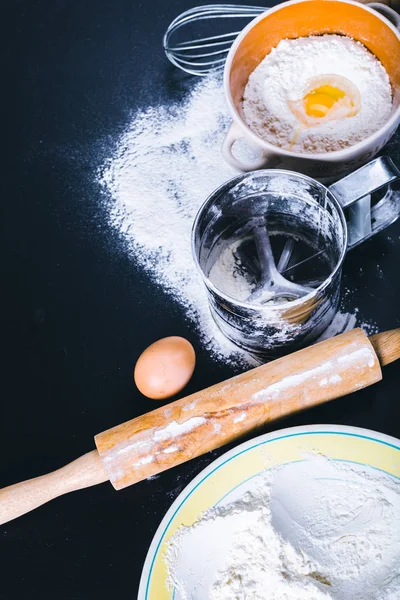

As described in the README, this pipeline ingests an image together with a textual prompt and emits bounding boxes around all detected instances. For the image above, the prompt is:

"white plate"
[138,424,400,599]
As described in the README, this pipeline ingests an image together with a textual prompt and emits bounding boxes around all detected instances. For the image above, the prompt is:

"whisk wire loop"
[163,4,266,76]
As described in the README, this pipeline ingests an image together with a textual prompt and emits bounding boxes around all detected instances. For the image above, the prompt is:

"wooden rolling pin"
[1,327,399,525]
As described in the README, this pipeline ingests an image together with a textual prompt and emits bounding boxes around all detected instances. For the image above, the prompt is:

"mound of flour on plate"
[100,74,369,364]
[166,457,400,599]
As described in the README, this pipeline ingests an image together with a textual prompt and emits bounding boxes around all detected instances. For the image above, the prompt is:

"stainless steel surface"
[163,4,265,76]
[329,156,400,248]
[249,227,313,302]
[192,169,347,358]
[192,158,400,358]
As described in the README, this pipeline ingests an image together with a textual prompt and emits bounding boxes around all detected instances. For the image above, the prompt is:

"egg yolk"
[303,84,348,118]
[287,75,361,150]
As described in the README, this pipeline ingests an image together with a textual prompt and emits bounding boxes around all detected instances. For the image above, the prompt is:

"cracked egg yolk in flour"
[242,35,393,153]
[288,74,361,146]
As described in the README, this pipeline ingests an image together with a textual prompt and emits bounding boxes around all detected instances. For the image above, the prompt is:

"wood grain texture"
[0,450,107,526]
[369,328,400,366]
[95,328,382,490]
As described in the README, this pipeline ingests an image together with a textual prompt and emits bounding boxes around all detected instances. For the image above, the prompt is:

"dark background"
[4,1,399,598]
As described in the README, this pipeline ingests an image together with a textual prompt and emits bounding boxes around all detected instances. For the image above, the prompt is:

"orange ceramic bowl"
[222,0,400,180]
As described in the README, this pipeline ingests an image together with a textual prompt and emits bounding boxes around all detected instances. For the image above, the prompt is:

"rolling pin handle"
[0,450,107,526]
[369,328,400,366]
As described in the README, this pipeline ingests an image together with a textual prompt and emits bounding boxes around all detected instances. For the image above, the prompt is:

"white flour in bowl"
[166,457,400,599]
[242,35,392,153]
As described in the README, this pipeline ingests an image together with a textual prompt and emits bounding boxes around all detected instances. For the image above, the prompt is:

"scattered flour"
[100,74,379,365]
[166,457,400,599]
[360,319,380,336]
[243,35,392,153]
[100,76,244,364]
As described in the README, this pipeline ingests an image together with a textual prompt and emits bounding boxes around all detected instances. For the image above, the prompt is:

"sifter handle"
[329,157,400,249]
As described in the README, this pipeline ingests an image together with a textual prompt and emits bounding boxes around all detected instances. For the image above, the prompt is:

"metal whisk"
[163,4,266,76]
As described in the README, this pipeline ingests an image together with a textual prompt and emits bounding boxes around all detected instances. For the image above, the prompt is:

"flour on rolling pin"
[252,346,377,402]
[116,417,206,469]
[95,329,381,489]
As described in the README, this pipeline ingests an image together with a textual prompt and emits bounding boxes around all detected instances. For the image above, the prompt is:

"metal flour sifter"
[192,156,400,359]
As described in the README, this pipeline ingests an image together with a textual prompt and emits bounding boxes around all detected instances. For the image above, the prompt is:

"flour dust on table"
[166,456,400,599]
[100,75,378,364]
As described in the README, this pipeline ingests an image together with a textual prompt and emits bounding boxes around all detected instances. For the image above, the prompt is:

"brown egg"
[134,336,196,400]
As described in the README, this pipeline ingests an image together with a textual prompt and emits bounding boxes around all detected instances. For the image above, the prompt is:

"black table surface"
[4,1,400,598]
